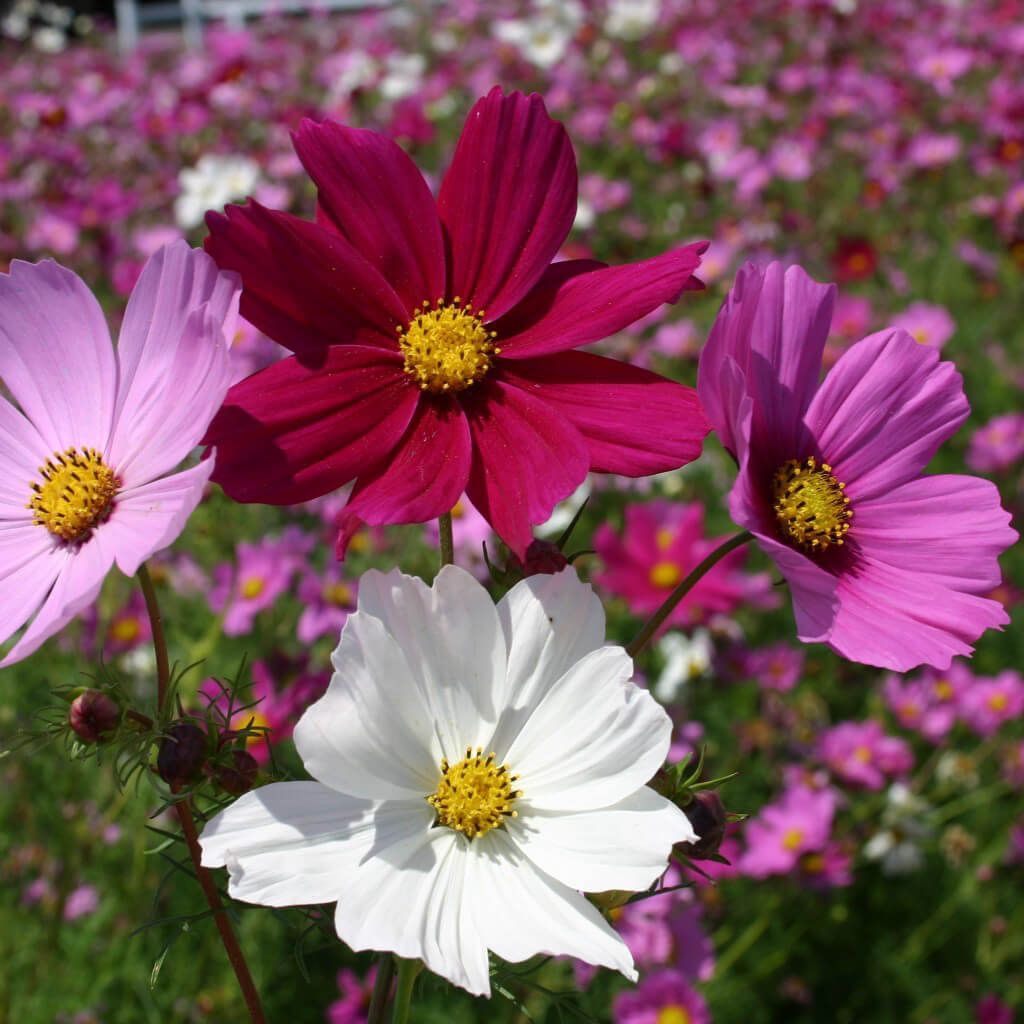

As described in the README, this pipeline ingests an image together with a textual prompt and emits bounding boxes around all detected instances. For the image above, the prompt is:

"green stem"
[391,958,422,1024]
[626,531,754,657]
[366,954,396,1024]
[137,563,171,709]
[438,512,454,568]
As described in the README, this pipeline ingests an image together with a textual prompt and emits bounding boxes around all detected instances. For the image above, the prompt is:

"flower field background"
[1,1,1023,1022]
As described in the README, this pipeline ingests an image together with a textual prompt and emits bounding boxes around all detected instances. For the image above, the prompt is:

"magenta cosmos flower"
[203,87,709,556]
[0,242,239,665]
[698,261,1016,672]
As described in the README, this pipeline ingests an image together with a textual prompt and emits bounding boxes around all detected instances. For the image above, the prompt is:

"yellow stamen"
[772,456,852,552]
[29,447,118,543]
[109,618,141,644]
[241,577,265,599]
[427,746,521,839]
[397,299,498,394]
[323,582,353,607]
[657,1007,692,1024]
[649,561,682,589]
[782,827,804,851]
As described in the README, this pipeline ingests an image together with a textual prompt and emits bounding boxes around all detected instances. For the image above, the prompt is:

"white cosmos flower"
[200,566,695,996]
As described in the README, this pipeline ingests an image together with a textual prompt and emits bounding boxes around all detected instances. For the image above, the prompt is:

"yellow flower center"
[934,680,953,700]
[782,827,805,851]
[655,527,675,551]
[657,1007,692,1024]
[854,745,872,763]
[427,747,521,839]
[649,561,682,589]
[323,582,353,607]
[241,711,271,746]
[772,456,852,552]
[911,328,929,345]
[109,618,141,644]
[988,692,1008,712]
[29,447,118,543]
[241,576,265,599]
[801,852,826,874]
[397,299,499,394]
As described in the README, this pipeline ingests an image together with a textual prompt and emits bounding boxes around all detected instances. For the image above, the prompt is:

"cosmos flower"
[203,87,708,558]
[816,720,913,791]
[613,968,712,1024]
[697,261,1016,671]
[0,242,239,665]
[199,566,695,995]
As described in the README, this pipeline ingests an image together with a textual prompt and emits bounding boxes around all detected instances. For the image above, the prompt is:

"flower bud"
[211,750,259,796]
[518,539,569,576]
[677,790,727,860]
[68,689,121,743]
[157,722,208,788]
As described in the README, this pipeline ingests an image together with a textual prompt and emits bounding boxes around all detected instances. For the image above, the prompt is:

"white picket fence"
[114,0,392,51]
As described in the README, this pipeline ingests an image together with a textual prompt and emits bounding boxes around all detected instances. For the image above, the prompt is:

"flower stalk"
[626,531,753,657]
[391,958,422,1024]
[438,511,454,567]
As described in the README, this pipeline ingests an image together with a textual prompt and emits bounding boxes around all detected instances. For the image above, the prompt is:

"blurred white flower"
[379,53,426,101]
[605,0,661,40]
[654,629,713,703]
[863,783,933,876]
[174,155,261,231]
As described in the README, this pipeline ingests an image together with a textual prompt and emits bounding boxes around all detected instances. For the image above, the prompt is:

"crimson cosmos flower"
[202,87,709,556]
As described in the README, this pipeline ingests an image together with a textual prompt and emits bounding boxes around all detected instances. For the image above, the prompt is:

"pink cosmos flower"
[737,784,838,879]
[889,301,955,349]
[882,662,973,743]
[203,87,708,557]
[959,670,1024,738]
[0,243,239,665]
[697,261,1016,671]
[296,562,358,644]
[966,412,1024,474]
[741,643,805,692]
[327,967,374,1024]
[816,720,913,791]
[613,968,711,1024]
[976,993,1015,1024]
[594,500,773,628]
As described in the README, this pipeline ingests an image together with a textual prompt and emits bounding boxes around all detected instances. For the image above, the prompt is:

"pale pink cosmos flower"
[889,301,955,349]
[959,671,1024,738]
[0,243,239,665]
[816,720,914,791]
[966,413,1024,474]
[737,784,838,879]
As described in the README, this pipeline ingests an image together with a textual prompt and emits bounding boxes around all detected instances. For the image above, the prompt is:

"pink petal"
[334,399,472,556]
[204,201,407,362]
[463,379,589,558]
[292,119,445,314]
[496,245,707,359]
[806,329,968,501]
[0,398,53,518]
[0,523,62,648]
[207,346,419,505]
[0,260,117,453]
[502,352,708,476]
[437,87,577,322]
[109,459,216,576]
[698,261,835,459]
[1,528,114,665]
[110,299,235,486]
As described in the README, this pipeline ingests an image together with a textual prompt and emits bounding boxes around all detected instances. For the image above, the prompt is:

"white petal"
[466,830,636,983]
[354,566,507,760]
[506,787,696,893]
[505,646,671,811]
[333,828,491,996]
[489,567,606,755]
[199,781,432,907]
[293,611,441,801]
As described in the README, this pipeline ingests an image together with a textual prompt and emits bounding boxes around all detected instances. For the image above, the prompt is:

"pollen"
[427,746,521,839]
[782,827,805,851]
[772,456,852,552]
[29,447,118,543]
[649,561,682,589]
[397,299,499,394]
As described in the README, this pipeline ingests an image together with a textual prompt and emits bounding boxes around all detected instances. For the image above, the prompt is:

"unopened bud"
[678,790,727,860]
[212,749,259,795]
[518,539,569,576]
[157,722,208,788]
[68,689,120,743]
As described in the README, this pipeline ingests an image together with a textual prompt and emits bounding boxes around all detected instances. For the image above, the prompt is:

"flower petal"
[462,379,589,558]
[438,87,577,321]
[334,398,472,556]
[0,260,116,453]
[697,261,835,459]
[292,119,445,313]
[506,646,671,812]
[199,781,428,907]
[333,827,492,997]
[496,245,706,359]
[110,242,238,483]
[805,329,969,501]
[488,568,607,755]
[344,566,508,764]
[108,459,214,577]
[0,398,53,518]
[506,787,695,893]
[206,347,418,505]
[501,351,708,476]
[827,474,1016,670]
[467,830,636,984]
[204,201,407,361]
[0,523,64,648]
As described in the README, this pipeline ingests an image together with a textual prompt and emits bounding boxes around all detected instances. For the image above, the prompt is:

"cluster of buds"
[156,717,260,796]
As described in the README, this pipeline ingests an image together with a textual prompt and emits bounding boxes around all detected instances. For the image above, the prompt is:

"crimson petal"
[501,352,708,476]
[438,87,577,322]
[206,346,418,504]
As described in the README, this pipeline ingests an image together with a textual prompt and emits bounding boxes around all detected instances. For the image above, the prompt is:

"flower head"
[203,87,708,558]
[697,261,1016,671]
[200,566,695,995]
[0,242,239,664]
